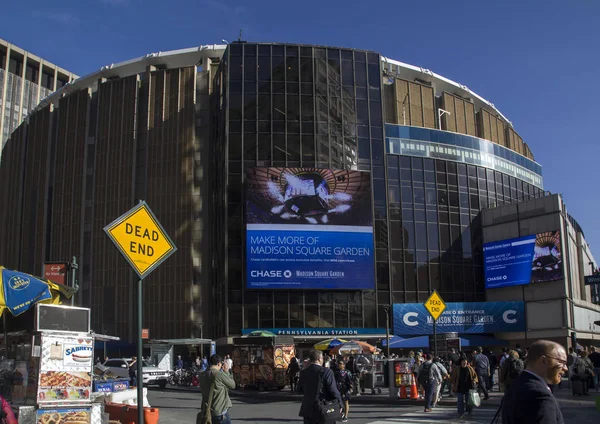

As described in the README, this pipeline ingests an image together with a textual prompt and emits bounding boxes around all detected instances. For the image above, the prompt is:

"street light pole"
[438,108,451,131]
[70,256,78,306]
[383,306,390,359]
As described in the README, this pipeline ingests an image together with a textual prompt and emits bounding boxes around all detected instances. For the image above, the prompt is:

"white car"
[103,358,169,389]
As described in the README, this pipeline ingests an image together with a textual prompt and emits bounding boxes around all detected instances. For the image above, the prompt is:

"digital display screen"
[245,168,375,290]
[483,231,563,289]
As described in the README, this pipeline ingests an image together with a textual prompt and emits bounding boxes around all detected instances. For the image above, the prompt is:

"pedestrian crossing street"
[365,406,500,424]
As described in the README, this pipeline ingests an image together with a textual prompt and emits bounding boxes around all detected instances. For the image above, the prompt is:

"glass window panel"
[258,57,270,81]
[302,134,315,162]
[440,224,450,251]
[416,223,427,250]
[370,101,382,126]
[405,263,417,291]
[299,46,312,57]
[244,56,256,81]
[300,57,313,83]
[356,100,368,124]
[355,62,367,87]
[273,134,286,161]
[342,60,354,86]
[258,134,271,161]
[244,93,256,120]
[287,134,300,160]
[272,56,285,82]
[230,55,242,80]
[368,63,380,88]
[428,223,439,250]
[244,133,256,159]
[286,94,299,121]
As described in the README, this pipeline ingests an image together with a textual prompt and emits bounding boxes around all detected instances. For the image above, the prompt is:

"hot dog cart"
[231,336,295,391]
[10,304,104,423]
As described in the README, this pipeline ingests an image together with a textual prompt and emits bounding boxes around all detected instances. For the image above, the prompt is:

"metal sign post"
[104,201,176,424]
[423,290,446,356]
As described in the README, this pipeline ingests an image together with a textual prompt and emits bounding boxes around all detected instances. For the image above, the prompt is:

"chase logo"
[8,276,30,291]
[251,270,283,278]
[284,270,292,278]
[487,275,507,282]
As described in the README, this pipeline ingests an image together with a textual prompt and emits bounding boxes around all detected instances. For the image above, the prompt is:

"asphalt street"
[146,387,600,424]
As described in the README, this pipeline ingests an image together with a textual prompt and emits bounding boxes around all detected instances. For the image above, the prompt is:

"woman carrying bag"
[450,356,479,419]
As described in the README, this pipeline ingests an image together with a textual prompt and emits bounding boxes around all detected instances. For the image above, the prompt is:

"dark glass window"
[342,60,354,86]
[355,62,367,87]
[244,56,256,81]
[258,57,270,81]
[368,64,380,88]
[300,57,313,83]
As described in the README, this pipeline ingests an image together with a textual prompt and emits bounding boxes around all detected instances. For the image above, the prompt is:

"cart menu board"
[37,335,93,405]
[36,407,92,424]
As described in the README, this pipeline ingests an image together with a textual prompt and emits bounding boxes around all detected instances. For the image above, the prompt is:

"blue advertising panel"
[483,231,563,289]
[245,168,374,289]
[392,302,525,335]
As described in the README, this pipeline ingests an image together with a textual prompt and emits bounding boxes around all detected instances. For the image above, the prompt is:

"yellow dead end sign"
[424,290,446,321]
[103,201,176,279]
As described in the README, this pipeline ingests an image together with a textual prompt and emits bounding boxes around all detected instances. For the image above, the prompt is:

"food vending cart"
[387,357,414,399]
[15,304,104,423]
[231,336,295,391]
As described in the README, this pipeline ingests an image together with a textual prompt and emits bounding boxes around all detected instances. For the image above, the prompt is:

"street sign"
[43,262,68,285]
[104,201,176,424]
[103,201,177,279]
[142,329,149,340]
[424,290,446,321]
[584,274,600,285]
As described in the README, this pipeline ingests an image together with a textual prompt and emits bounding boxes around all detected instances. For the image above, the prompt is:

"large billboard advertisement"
[245,168,374,289]
[392,301,525,335]
[483,231,563,290]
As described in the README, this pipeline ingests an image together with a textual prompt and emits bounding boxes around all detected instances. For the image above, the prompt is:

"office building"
[0,38,77,159]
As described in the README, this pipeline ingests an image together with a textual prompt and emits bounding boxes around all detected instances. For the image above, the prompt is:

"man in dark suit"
[298,349,342,424]
[502,340,568,424]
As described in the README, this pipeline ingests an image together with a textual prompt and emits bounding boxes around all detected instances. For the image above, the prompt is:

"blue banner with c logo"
[392,301,525,335]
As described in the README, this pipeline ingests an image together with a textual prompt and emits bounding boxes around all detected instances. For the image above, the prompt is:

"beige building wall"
[0,38,77,162]
[482,194,600,346]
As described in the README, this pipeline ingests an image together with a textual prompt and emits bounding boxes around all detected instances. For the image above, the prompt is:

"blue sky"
[2,0,600,254]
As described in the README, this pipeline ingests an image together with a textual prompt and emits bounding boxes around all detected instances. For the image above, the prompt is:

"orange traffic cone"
[399,384,408,399]
[409,379,419,399]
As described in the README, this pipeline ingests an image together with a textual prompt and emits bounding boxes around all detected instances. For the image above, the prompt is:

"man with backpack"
[418,354,440,412]
[500,350,524,393]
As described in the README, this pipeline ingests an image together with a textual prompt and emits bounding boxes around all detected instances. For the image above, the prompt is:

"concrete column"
[17,51,28,123]
[52,67,58,92]
[36,60,43,106]
[0,44,12,148]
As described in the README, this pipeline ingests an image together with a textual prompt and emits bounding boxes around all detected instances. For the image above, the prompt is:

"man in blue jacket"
[502,340,567,424]
[298,349,342,424]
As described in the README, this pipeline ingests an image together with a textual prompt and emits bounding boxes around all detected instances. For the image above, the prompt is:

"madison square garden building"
[3,41,594,349]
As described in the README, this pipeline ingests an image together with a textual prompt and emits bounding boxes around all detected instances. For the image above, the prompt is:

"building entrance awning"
[151,338,214,345]
[382,334,508,348]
